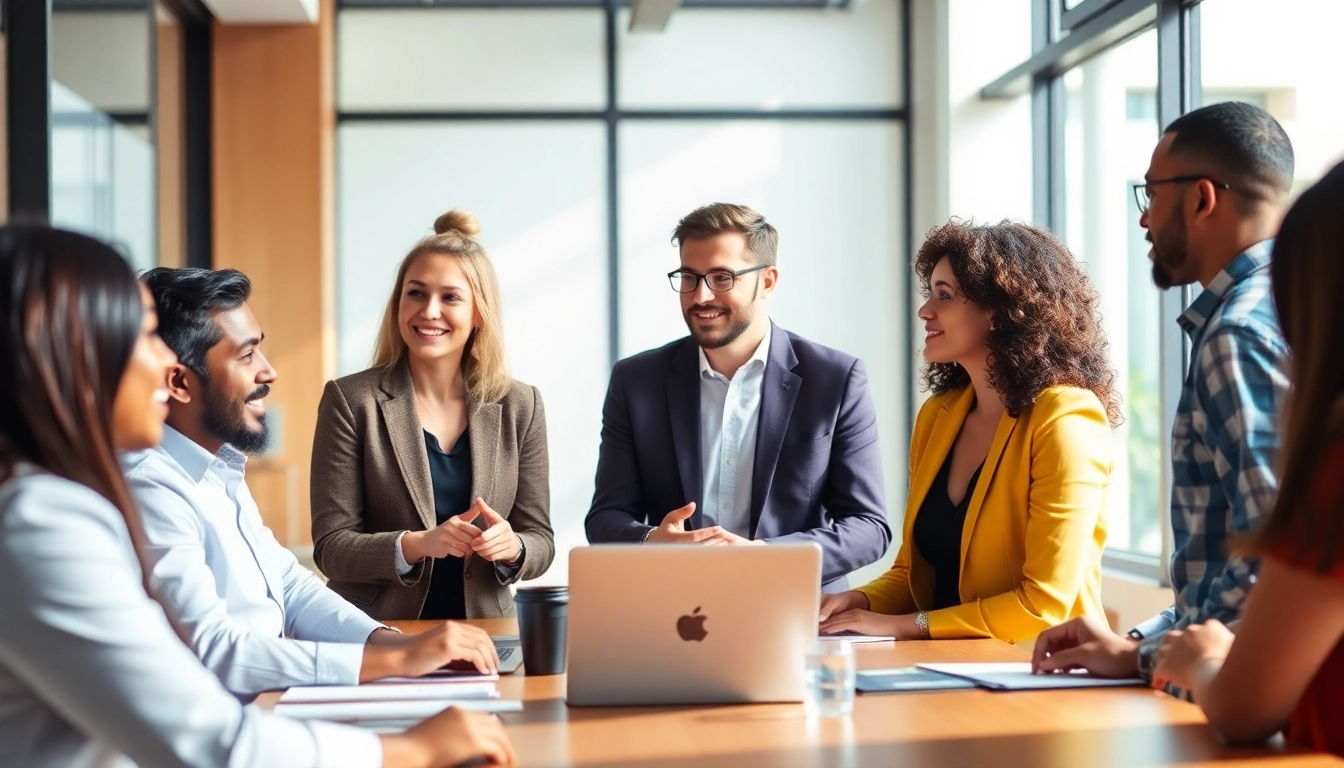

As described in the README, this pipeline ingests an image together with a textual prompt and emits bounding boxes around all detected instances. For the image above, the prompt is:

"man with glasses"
[585,203,891,590]
[1033,101,1293,687]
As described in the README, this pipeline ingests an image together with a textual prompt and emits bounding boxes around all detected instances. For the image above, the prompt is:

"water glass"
[804,638,856,717]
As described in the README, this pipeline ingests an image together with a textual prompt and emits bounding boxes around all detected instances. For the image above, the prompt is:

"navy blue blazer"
[584,322,892,589]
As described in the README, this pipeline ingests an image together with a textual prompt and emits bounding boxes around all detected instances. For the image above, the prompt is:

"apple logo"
[676,606,709,642]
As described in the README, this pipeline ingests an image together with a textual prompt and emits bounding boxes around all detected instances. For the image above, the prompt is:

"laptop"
[566,543,822,706]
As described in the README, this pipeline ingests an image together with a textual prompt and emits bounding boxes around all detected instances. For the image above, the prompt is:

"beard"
[683,280,759,349]
[1149,216,1190,290]
[201,382,271,454]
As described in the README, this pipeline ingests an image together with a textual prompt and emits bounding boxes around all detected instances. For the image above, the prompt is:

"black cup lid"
[515,585,568,602]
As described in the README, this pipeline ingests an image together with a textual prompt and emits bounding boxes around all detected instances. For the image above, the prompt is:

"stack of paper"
[274,677,522,730]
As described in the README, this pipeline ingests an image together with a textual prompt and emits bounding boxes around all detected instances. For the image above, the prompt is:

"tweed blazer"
[310,361,554,621]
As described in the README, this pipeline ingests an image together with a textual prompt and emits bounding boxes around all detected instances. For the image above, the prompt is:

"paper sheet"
[279,682,497,703]
[274,699,523,721]
[915,662,1146,690]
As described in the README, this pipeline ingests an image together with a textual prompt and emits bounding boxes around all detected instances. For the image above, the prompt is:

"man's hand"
[1031,616,1140,677]
[469,498,523,564]
[361,621,500,681]
[703,528,766,547]
[818,590,870,622]
[646,503,728,544]
[381,706,515,767]
[1152,620,1234,691]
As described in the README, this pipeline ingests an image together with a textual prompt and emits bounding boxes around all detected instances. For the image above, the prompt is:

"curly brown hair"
[914,219,1123,427]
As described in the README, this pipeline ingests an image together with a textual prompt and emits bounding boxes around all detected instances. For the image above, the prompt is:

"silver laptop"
[566,543,821,707]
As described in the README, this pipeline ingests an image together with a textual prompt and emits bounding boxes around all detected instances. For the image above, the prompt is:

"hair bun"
[433,209,481,238]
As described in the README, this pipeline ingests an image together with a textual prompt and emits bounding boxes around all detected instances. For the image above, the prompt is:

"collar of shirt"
[697,324,772,382]
[158,424,248,487]
[1178,239,1274,341]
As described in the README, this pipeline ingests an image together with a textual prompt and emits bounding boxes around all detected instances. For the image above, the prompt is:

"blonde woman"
[311,210,554,621]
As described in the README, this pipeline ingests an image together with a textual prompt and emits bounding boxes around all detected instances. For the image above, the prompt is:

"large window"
[983,0,1204,581]
[985,0,1344,581]
[1062,30,1164,556]
[1200,0,1344,194]
[335,2,911,586]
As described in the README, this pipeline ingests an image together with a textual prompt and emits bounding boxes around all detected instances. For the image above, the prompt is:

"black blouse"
[912,449,984,611]
[420,429,472,621]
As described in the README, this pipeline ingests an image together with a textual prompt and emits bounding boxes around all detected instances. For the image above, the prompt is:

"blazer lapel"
[468,401,502,508]
[905,387,976,534]
[377,363,437,531]
[749,325,799,537]
[959,408,1020,572]
[666,340,704,528]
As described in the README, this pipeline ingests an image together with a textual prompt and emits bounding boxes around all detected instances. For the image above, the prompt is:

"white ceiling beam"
[629,0,680,33]
[200,0,317,24]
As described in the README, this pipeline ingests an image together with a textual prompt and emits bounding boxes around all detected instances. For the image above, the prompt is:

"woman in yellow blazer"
[820,220,1120,644]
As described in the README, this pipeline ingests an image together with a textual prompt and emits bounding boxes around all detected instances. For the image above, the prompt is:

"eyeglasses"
[1132,175,1231,215]
[667,264,768,294]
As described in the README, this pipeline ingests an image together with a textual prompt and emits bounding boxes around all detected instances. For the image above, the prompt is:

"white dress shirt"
[0,466,381,768]
[123,426,384,699]
[699,326,771,537]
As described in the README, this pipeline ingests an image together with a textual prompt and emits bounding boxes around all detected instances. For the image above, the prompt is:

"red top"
[1267,439,1344,756]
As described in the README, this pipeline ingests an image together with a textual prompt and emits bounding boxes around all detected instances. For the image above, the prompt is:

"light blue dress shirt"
[699,326,771,537]
[123,426,384,699]
[0,466,381,768]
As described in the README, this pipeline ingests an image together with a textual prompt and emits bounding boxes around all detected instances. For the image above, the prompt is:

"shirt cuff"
[394,531,414,576]
[309,720,383,768]
[314,641,366,686]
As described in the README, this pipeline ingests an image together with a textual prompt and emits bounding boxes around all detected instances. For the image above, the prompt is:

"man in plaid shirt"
[1031,101,1294,685]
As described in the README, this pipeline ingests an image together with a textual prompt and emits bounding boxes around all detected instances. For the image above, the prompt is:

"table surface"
[257,619,1342,767]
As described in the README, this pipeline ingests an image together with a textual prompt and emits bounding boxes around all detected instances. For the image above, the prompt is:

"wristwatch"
[1136,636,1161,683]
[914,611,931,639]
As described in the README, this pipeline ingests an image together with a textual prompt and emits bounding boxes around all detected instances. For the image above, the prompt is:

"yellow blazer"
[855,385,1112,644]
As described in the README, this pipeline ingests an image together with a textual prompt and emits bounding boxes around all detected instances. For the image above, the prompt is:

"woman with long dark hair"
[1152,161,1344,755]
[820,220,1119,644]
[0,223,513,767]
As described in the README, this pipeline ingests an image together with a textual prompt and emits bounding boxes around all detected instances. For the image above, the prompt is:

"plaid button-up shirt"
[1133,240,1289,645]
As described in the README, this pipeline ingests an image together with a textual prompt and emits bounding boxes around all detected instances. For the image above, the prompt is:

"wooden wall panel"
[156,17,185,268]
[212,0,334,546]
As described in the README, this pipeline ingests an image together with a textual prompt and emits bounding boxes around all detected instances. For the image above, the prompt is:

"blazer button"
[465,570,473,580]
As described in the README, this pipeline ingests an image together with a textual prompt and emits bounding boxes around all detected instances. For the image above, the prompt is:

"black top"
[420,429,472,621]
[912,449,984,611]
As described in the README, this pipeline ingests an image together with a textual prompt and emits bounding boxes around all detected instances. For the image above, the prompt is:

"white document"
[820,632,896,644]
[374,672,499,684]
[274,699,523,722]
[279,682,497,703]
[915,662,1145,690]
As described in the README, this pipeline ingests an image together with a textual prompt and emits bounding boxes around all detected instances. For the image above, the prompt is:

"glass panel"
[1200,0,1344,197]
[1062,29,1162,556]
[617,3,902,110]
[338,9,605,110]
[338,122,607,583]
[618,120,906,586]
[51,9,156,270]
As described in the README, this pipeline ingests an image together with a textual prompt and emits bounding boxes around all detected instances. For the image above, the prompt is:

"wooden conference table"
[260,619,1342,767]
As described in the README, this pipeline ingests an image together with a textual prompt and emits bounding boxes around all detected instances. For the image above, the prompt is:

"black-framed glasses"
[1132,175,1231,215]
[667,264,768,294]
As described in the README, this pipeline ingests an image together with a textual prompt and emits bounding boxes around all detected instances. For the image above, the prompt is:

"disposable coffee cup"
[515,585,568,676]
